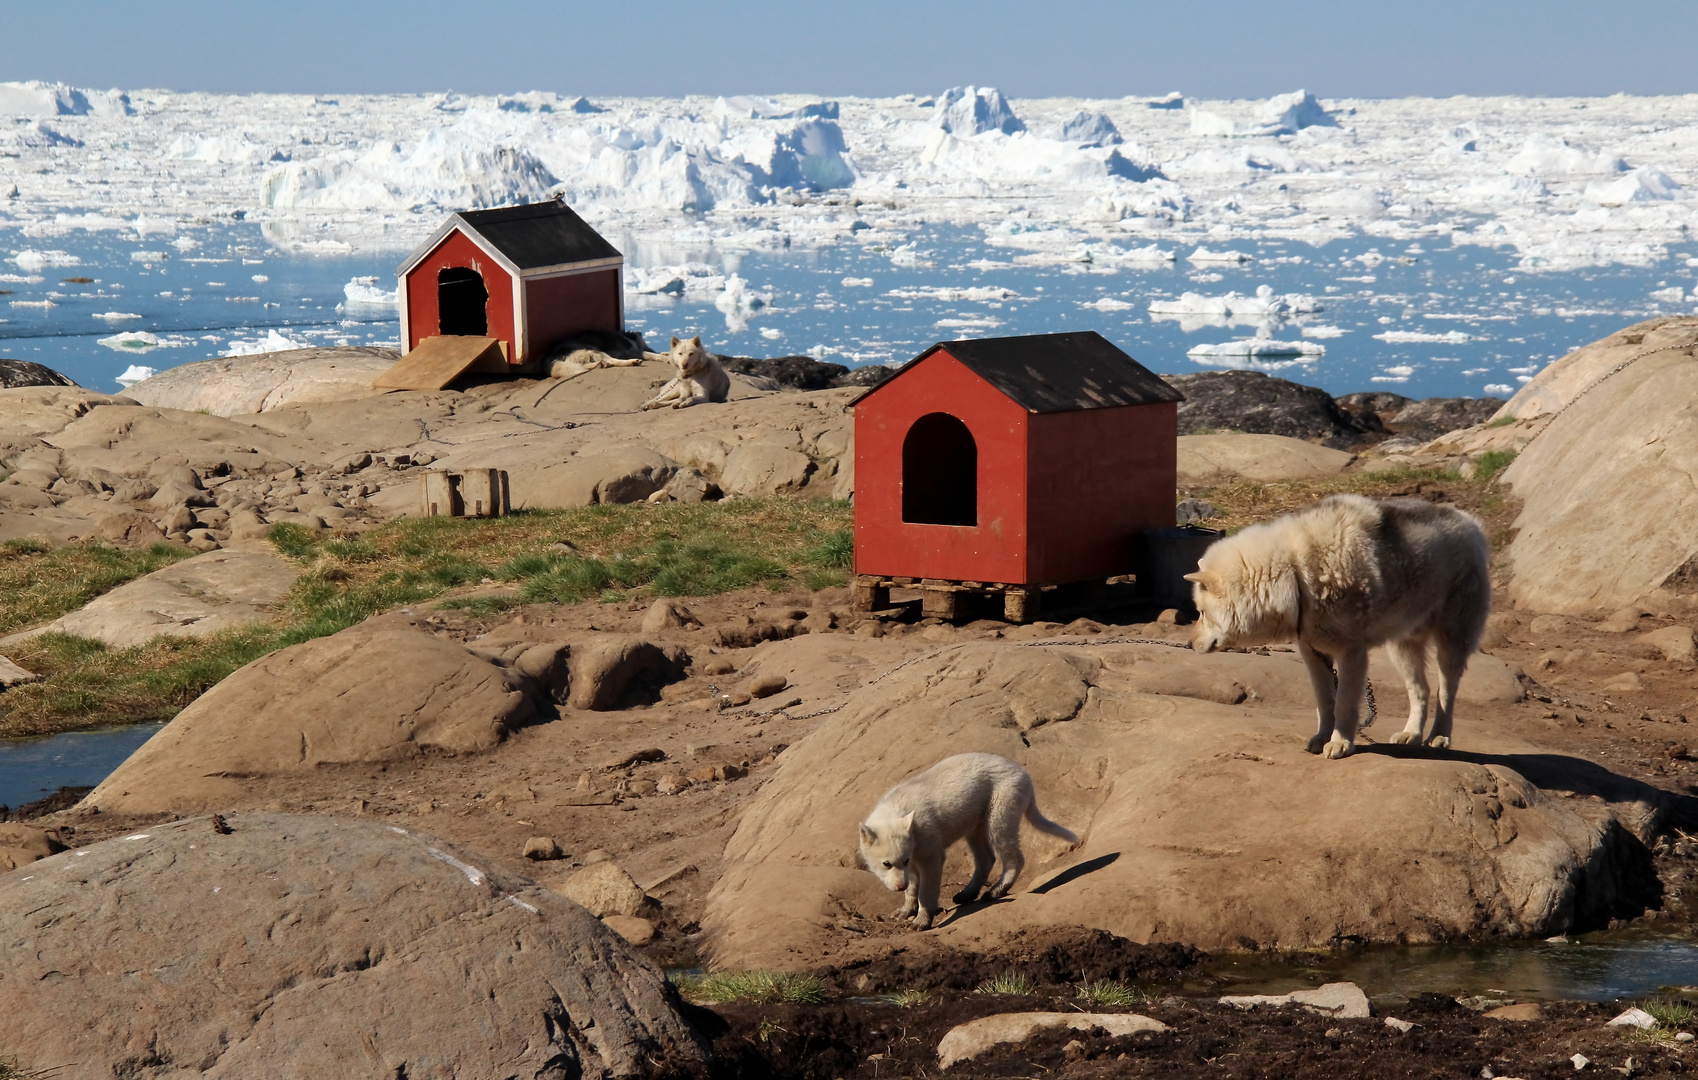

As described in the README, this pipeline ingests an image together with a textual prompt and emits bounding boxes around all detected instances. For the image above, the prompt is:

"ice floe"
[115,364,156,387]
[343,276,398,307]
[1374,329,1474,344]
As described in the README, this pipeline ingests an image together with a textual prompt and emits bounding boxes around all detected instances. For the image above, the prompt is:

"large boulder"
[0,543,298,650]
[1502,326,1698,612]
[0,813,706,1078]
[0,823,64,871]
[1497,316,1698,420]
[703,641,1659,970]
[1177,433,1353,484]
[0,358,76,389]
[0,385,138,443]
[720,442,815,496]
[123,347,400,416]
[510,446,679,509]
[82,612,537,814]
[1165,371,1378,449]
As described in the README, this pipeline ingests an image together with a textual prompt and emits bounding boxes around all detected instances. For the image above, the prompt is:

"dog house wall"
[853,349,1031,584]
[401,229,516,357]
[522,269,623,358]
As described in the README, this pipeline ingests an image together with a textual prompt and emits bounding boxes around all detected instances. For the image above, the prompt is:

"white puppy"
[858,752,1078,930]
[640,335,730,410]
[1186,494,1490,760]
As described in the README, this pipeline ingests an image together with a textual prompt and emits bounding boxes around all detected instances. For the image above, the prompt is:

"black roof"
[456,200,621,269]
[852,331,1183,413]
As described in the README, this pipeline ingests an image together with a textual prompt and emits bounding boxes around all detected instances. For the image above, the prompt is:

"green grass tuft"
[975,971,1040,996]
[266,521,321,560]
[670,971,830,1005]
[1643,998,1697,1029]
[1474,449,1517,483]
[1485,415,1520,429]
[1077,980,1150,1008]
[889,988,930,1008]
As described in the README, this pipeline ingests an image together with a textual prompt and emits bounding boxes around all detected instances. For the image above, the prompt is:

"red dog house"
[395,198,623,372]
[850,331,1182,621]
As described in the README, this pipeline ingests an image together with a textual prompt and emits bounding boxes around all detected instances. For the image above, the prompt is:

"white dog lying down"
[640,335,730,410]
[1186,494,1490,760]
[858,752,1078,930]
[545,328,666,380]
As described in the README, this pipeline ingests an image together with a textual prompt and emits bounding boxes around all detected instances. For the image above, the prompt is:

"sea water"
[3,219,1694,401]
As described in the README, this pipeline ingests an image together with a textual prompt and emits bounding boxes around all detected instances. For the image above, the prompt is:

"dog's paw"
[913,911,936,931]
[1389,730,1420,745]
[951,887,981,905]
[1305,733,1330,755]
[1426,735,1451,750]
[1322,736,1355,759]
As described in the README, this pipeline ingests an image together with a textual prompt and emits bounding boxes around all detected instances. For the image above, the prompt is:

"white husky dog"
[858,752,1078,930]
[1186,494,1490,760]
[640,335,731,410]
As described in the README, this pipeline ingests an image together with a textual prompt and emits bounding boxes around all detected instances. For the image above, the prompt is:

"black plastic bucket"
[1139,525,1226,609]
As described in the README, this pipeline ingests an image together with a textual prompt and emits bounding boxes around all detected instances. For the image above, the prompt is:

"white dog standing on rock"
[1185,494,1490,760]
[858,753,1078,930]
[640,335,730,410]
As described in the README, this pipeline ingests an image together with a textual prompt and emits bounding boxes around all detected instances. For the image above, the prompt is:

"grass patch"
[1485,415,1520,429]
[975,971,1040,996]
[671,971,830,1005]
[1182,464,1470,535]
[889,988,930,1008]
[1474,449,1517,483]
[1642,997,1696,1029]
[0,499,853,737]
[1077,980,1150,1008]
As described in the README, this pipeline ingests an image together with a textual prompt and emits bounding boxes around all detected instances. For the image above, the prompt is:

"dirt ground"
[19,475,1698,1075]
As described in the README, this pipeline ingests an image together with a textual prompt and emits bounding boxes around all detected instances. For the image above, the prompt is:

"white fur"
[857,752,1078,930]
[639,335,730,410]
[1187,494,1491,759]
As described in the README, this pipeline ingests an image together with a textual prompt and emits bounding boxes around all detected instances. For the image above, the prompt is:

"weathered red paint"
[403,229,515,356]
[523,269,622,357]
[853,346,1176,586]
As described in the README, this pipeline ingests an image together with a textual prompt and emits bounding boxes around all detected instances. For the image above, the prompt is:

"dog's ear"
[1183,570,1220,592]
[690,335,702,347]
[898,812,915,835]
[671,336,680,347]
[859,824,876,846]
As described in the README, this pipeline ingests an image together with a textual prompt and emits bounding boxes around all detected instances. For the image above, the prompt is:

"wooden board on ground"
[372,336,508,391]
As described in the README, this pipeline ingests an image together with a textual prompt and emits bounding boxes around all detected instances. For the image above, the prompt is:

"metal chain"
[1514,333,1698,456]
[732,633,1377,728]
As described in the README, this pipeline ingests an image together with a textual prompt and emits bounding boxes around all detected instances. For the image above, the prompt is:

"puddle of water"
[0,722,163,811]
[1196,932,1698,1004]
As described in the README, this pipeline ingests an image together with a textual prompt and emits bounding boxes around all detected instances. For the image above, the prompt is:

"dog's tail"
[1026,802,1079,845]
[641,351,671,361]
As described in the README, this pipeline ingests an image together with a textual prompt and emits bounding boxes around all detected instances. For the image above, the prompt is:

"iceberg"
[931,86,1024,136]
[225,329,310,356]
[1059,111,1122,147]
[115,364,156,387]
[343,276,398,307]
[0,80,132,117]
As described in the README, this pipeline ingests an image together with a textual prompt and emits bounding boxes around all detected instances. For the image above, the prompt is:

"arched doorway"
[902,412,977,526]
[438,266,488,335]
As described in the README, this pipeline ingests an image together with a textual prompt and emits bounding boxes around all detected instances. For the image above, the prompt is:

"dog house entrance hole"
[438,266,488,336]
[902,412,977,526]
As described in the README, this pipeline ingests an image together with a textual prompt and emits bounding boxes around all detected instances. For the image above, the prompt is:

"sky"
[3,0,1696,100]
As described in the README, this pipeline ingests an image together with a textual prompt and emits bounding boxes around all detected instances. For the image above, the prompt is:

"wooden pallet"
[373,335,509,391]
[851,575,1112,624]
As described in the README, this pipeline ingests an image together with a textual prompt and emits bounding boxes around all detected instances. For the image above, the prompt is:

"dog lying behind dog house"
[640,335,731,410]
[858,752,1078,930]
[1186,494,1491,760]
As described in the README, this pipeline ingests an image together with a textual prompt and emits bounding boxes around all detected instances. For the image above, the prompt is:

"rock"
[0,358,77,389]
[1175,498,1222,524]
[936,1012,1170,1069]
[0,656,39,688]
[654,772,691,796]
[1500,317,1698,421]
[523,836,564,861]
[747,673,788,699]
[0,823,65,871]
[1500,322,1698,613]
[641,599,700,634]
[1485,1003,1546,1021]
[1177,433,1353,484]
[1609,1007,1658,1029]
[568,636,681,711]
[0,544,298,650]
[1220,982,1371,1019]
[1385,398,1504,441]
[719,354,848,391]
[835,364,895,388]
[1677,1031,1695,1042]
[1573,1053,1591,1070]
[702,640,1656,969]
[602,747,666,770]
[81,613,536,815]
[603,915,656,946]
[1602,672,1643,693]
[719,443,815,496]
[557,860,654,918]
[94,510,168,547]
[123,346,399,416]
[663,467,715,504]
[510,446,678,509]
[1166,370,1379,449]
[1598,607,1644,633]
[0,814,705,1078]
[511,641,570,702]
[1638,626,1695,663]
[1383,1016,1416,1033]
[701,657,737,676]
[582,849,612,865]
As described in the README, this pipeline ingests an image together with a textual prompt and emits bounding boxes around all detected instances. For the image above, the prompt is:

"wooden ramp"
[373,335,508,391]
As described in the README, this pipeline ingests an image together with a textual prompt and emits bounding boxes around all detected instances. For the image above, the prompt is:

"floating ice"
[99,330,164,351]
[10,299,54,309]
[1081,297,1136,311]
[225,329,310,355]
[0,80,133,117]
[1507,135,1626,178]
[840,276,873,287]
[931,86,1024,136]
[1650,285,1686,303]
[11,249,78,270]
[714,274,771,332]
[1187,247,1251,264]
[1374,330,1474,344]
[1188,90,1335,137]
[130,251,166,262]
[1302,325,1347,338]
[1058,111,1122,147]
[115,364,156,387]
[92,311,141,320]
[1149,285,1319,319]
[888,285,1018,302]
[261,126,558,212]
[343,276,398,307]
[1187,336,1326,358]
[1586,166,1682,206]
